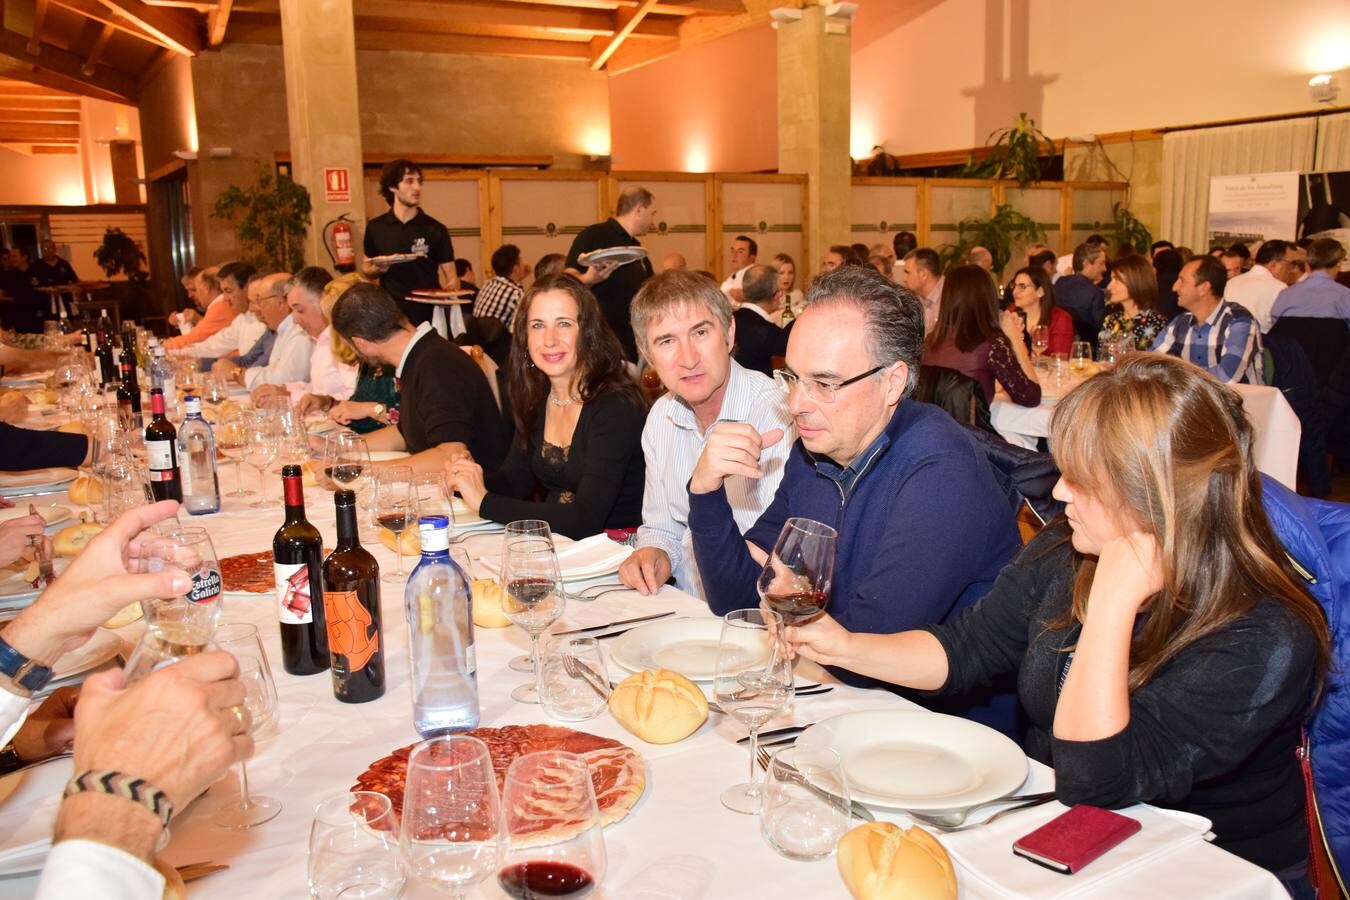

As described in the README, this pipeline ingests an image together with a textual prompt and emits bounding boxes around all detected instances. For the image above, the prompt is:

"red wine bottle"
[144,388,182,502]
[274,465,329,676]
[498,861,594,899]
[116,353,143,432]
[321,489,384,703]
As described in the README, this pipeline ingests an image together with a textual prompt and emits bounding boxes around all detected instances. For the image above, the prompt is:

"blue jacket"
[1260,475,1350,884]
[687,400,1022,710]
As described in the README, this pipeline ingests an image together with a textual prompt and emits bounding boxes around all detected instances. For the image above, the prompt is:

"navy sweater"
[688,401,1022,718]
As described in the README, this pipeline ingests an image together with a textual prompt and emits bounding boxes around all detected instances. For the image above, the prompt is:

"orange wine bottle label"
[323,589,379,671]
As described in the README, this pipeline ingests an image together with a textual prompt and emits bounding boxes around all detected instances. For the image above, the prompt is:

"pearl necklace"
[548,389,579,408]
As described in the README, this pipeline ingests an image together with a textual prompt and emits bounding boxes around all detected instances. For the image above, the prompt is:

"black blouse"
[480,389,646,540]
[926,521,1318,875]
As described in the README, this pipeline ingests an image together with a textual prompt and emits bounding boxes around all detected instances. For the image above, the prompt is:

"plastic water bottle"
[149,345,177,418]
[404,515,478,736]
[177,396,220,515]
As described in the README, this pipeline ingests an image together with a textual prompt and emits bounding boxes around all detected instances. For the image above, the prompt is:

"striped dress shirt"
[1150,300,1264,385]
[635,360,792,599]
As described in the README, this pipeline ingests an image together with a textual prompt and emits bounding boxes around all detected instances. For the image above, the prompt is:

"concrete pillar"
[279,0,366,268]
[775,2,854,278]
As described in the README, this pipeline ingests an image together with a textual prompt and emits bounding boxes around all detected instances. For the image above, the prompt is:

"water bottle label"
[146,440,174,475]
[276,561,314,624]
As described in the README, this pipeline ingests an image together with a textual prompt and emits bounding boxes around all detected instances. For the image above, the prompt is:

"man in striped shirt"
[1151,255,1264,385]
[473,244,527,327]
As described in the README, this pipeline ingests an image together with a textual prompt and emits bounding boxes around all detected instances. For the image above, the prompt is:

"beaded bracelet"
[63,770,174,829]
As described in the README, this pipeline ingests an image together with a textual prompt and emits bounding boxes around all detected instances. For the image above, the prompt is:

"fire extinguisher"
[323,214,356,273]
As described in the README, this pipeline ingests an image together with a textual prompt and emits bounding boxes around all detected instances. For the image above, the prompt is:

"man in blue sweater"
[687,266,1023,730]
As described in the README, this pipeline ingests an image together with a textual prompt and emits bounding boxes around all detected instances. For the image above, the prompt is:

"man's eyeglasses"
[773,365,884,403]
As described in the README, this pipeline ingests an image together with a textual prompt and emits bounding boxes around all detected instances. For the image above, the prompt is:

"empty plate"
[608,617,766,681]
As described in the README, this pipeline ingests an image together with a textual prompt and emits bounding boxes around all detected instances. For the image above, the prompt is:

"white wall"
[851,0,1350,156]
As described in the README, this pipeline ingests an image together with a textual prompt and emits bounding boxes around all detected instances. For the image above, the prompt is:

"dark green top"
[346,363,399,434]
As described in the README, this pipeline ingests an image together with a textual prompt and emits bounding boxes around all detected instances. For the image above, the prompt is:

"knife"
[554,610,675,636]
[738,723,809,745]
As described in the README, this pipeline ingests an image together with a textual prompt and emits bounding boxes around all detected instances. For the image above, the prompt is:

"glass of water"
[760,746,852,861]
[309,791,407,900]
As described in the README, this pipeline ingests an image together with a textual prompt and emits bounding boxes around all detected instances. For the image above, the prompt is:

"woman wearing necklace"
[1100,254,1171,351]
[444,275,647,540]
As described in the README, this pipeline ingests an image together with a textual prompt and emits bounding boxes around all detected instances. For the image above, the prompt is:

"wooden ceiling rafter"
[83,22,116,73]
[92,0,202,56]
[206,0,231,46]
[49,0,179,50]
[589,0,657,69]
[29,0,51,55]
[0,29,136,103]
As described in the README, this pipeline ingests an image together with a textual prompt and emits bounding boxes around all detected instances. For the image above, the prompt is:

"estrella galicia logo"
[188,568,222,604]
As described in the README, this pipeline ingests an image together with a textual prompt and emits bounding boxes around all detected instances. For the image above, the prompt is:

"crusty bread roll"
[151,857,186,900]
[56,420,88,435]
[608,668,709,744]
[28,388,58,405]
[471,578,512,628]
[53,521,102,558]
[104,602,143,629]
[299,459,319,487]
[68,473,103,506]
[838,822,957,900]
[378,526,420,555]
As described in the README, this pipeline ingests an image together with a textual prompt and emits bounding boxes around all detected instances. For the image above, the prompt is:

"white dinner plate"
[0,754,70,876]
[367,450,411,462]
[0,559,69,609]
[608,617,766,682]
[0,505,71,528]
[51,628,123,680]
[795,709,1028,812]
[0,468,78,496]
[578,246,648,267]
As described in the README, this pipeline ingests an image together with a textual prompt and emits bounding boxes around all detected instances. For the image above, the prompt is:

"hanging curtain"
[1313,111,1350,171]
[1161,118,1318,251]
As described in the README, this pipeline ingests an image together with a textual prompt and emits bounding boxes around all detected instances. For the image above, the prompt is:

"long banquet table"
[0,468,1290,899]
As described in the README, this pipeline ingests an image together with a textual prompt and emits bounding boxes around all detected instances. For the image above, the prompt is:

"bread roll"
[56,420,88,436]
[69,473,103,506]
[608,668,709,744]
[28,389,58,405]
[378,526,420,555]
[104,601,143,629]
[837,822,957,900]
[53,521,102,558]
[471,578,512,628]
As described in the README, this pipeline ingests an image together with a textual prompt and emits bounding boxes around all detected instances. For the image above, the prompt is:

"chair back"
[1270,316,1350,392]
[916,365,995,434]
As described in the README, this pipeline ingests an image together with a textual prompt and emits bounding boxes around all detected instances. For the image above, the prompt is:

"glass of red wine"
[502,520,553,674]
[498,750,606,900]
[758,516,837,630]
[400,735,501,899]
[376,466,416,582]
[500,537,565,704]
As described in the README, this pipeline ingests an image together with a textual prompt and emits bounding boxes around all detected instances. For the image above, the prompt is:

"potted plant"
[1111,202,1153,256]
[213,165,312,272]
[939,204,1046,275]
[962,113,1056,189]
[93,227,149,282]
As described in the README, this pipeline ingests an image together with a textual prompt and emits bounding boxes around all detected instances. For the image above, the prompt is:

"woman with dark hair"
[1009,265,1073,356]
[1152,248,1184,320]
[1102,254,1171,350]
[924,265,1041,407]
[444,275,647,539]
[784,354,1330,894]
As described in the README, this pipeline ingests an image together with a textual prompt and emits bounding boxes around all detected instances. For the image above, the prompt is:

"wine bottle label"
[323,590,380,672]
[146,440,175,477]
[276,561,315,624]
[187,567,221,605]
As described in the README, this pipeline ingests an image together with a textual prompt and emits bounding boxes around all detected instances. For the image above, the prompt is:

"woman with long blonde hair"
[785,353,1328,893]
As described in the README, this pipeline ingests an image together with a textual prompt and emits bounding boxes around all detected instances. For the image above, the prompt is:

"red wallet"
[1012,805,1142,874]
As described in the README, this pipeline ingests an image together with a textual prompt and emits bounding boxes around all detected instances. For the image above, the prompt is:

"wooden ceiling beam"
[50,0,177,49]
[0,94,81,107]
[356,29,590,60]
[0,29,137,102]
[207,0,232,46]
[92,0,202,55]
[28,0,50,55]
[600,32,675,73]
[589,0,656,69]
[32,144,78,153]
[348,2,679,38]
[0,107,80,121]
[82,23,115,74]
[0,121,79,140]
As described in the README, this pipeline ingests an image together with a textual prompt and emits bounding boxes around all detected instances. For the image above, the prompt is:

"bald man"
[213,272,314,391]
[662,252,687,272]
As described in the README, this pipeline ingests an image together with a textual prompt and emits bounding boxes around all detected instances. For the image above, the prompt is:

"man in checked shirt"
[473,244,529,328]
[1151,255,1264,384]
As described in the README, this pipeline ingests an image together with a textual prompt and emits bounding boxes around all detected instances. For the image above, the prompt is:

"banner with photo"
[1206,172,1300,247]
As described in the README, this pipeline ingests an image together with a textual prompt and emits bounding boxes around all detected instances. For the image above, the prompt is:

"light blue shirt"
[1270,271,1350,326]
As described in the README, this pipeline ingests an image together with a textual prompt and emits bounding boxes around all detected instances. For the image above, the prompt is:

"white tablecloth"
[0,469,1288,900]
[991,383,1302,489]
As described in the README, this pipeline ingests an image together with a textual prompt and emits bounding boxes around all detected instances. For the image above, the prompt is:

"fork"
[754,746,875,823]
[562,582,629,603]
[562,654,611,701]
[907,793,1057,833]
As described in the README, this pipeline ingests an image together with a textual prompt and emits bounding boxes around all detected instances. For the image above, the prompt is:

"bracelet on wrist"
[64,770,174,831]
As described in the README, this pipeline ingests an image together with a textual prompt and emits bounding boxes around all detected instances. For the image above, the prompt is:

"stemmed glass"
[498,750,607,899]
[242,409,281,507]
[1070,340,1092,375]
[503,521,553,674]
[216,405,253,498]
[500,537,564,704]
[309,791,407,900]
[212,622,281,828]
[259,395,307,466]
[139,526,223,644]
[400,736,502,898]
[376,466,417,582]
[413,472,456,524]
[326,432,370,492]
[758,517,837,627]
[714,608,793,814]
[1031,325,1049,359]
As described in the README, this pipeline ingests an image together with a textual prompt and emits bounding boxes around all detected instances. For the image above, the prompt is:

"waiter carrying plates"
[361,159,459,333]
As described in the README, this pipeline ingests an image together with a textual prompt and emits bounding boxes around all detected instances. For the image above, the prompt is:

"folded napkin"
[554,534,631,579]
[940,802,1211,899]
[0,756,71,874]
[0,468,77,490]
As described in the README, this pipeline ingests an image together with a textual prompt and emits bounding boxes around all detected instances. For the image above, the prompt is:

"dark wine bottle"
[144,388,182,502]
[94,310,116,388]
[274,466,329,676]
[116,351,143,432]
[321,489,384,703]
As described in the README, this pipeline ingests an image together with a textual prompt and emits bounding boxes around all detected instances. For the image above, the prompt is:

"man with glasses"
[686,266,1022,730]
[1226,239,1294,333]
[212,272,315,392]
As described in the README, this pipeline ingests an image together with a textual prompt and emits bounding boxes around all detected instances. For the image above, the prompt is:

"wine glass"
[414,472,456,524]
[502,521,553,674]
[326,432,369,492]
[213,654,279,828]
[259,394,307,466]
[1031,325,1049,359]
[714,608,793,814]
[242,409,281,508]
[309,791,407,900]
[216,405,253,498]
[1070,340,1092,375]
[376,466,416,582]
[500,537,564,704]
[498,750,607,900]
[400,736,502,899]
[121,625,214,685]
[758,517,837,628]
[139,526,223,648]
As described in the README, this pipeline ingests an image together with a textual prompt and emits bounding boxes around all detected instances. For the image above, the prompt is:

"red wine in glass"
[506,576,557,608]
[762,588,829,625]
[327,463,363,483]
[498,861,594,899]
[376,512,409,532]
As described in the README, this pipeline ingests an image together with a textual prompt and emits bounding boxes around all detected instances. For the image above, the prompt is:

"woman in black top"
[785,353,1329,891]
[444,275,646,540]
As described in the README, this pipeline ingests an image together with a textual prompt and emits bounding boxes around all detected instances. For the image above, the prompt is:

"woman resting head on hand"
[785,353,1329,888]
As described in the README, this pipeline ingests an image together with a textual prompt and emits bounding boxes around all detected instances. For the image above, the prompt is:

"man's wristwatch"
[0,635,53,696]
